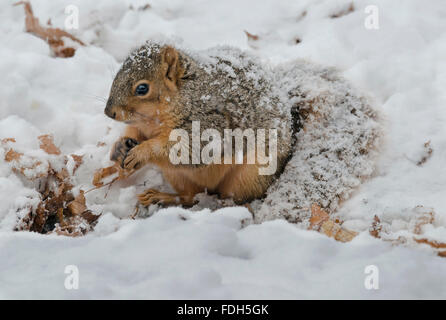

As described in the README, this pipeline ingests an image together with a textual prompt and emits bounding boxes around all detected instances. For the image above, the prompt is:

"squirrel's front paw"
[111,137,139,167]
[123,144,147,170]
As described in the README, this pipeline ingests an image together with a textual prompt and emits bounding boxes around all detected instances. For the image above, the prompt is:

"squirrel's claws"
[138,189,168,206]
[138,189,197,207]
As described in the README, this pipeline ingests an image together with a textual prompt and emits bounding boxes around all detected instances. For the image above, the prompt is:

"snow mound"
[257,60,381,223]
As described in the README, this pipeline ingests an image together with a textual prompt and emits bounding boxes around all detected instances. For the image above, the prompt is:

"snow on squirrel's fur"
[256,60,381,224]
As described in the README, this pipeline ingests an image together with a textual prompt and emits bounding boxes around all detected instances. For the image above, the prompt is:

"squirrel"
[104,41,380,212]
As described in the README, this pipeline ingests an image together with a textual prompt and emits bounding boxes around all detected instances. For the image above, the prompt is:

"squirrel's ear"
[161,46,183,90]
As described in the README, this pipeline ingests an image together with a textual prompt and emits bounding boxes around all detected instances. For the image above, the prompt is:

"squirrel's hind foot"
[137,189,197,208]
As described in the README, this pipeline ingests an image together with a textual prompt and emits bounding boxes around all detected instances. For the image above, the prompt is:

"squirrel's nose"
[105,100,117,119]
[104,107,116,119]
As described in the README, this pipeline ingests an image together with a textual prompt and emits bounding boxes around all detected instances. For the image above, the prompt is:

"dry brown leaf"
[80,210,101,225]
[30,203,47,233]
[414,238,446,249]
[414,238,446,259]
[309,204,357,242]
[369,215,382,238]
[417,141,433,166]
[330,3,354,19]
[56,207,66,227]
[92,165,119,187]
[1,138,16,144]
[38,134,61,155]
[21,172,98,236]
[385,236,408,246]
[14,1,85,58]
[67,190,87,215]
[5,149,23,162]
[55,167,70,182]
[320,219,358,243]
[2,139,24,163]
[4,135,99,236]
[309,203,329,229]
[92,163,132,188]
[411,206,434,235]
[4,147,47,178]
[244,30,259,41]
[70,154,84,173]
[53,229,83,237]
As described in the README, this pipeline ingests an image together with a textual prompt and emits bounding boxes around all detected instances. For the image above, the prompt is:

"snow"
[1,0,446,299]
[2,208,446,299]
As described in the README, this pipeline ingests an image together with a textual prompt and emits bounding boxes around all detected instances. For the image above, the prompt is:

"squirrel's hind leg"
[138,168,204,207]
[217,163,273,204]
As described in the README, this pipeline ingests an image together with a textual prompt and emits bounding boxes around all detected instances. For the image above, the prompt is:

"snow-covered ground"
[1,0,446,299]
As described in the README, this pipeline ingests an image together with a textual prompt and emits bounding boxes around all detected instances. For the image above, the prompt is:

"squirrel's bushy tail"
[255,60,382,225]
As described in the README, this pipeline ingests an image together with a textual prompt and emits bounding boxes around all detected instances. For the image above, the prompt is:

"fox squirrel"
[105,41,380,213]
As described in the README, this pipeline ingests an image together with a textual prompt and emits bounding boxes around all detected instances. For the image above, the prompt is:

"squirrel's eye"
[134,83,149,96]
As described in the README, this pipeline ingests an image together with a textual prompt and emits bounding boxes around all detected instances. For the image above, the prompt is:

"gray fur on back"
[174,45,293,166]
